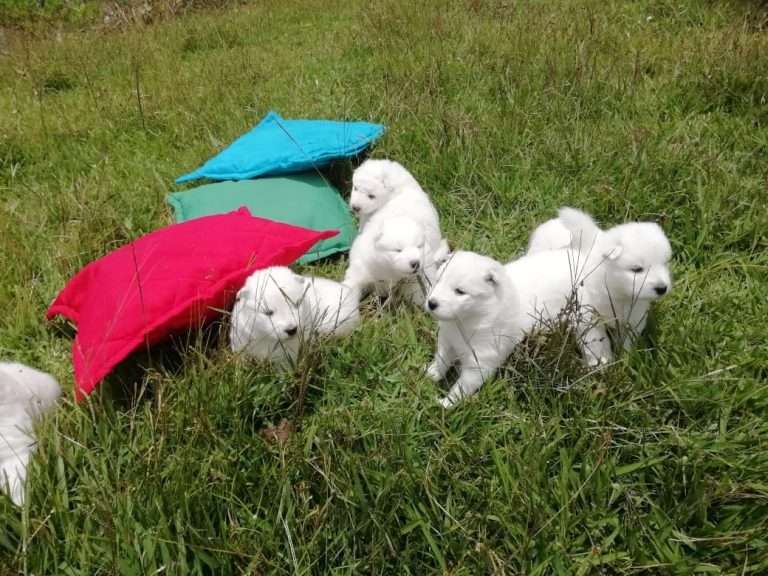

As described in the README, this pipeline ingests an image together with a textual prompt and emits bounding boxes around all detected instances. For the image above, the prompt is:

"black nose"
[654,285,667,296]
[410,260,420,271]
[285,326,298,336]
[350,204,360,213]
[427,299,438,311]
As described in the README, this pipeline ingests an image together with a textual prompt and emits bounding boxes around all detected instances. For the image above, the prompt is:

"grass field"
[1,0,768,573]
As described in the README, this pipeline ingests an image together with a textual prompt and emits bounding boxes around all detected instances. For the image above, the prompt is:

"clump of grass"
[40,71,76,94]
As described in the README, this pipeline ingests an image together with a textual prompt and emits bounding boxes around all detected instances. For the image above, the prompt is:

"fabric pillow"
[46,208,336,399]
[175,111,384,184]
[166,173,356,264]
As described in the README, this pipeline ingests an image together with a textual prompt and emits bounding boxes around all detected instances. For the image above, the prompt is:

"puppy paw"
[585,355,609,368]
[424,362,444,382]
[438,396,456,410]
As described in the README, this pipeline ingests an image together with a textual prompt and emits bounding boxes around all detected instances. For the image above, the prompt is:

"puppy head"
[235,267,307,341]
[0,363,60,417]
[349,159,415,218]
[425,251,507,321]
[373,217,426,277]
[600,222,672,301]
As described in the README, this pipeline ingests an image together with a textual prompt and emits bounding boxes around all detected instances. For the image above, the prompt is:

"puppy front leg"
[580,324,612,367]
[230,304,258,353]
[622,330,638,353]
[426,329,455,382]
[402,276,426,306]
[622,307,648,352]
[343,265,374,299]
[272,339,300,371]
[373,279,396,300]
[1,448,31,506]
[439,364,495,409]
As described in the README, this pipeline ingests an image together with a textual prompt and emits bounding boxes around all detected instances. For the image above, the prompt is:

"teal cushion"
[167,173,356,264]
[175,111,385,184]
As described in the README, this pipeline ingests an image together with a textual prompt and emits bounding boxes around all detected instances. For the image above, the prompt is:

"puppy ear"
[380,163,399,194]
[600,229,624,261]
[294,274,310,304]
[236,287,252,302]
[603,243,623,261]
[484,267,500,287]
[433,239,452,267]
[380,172,392,194]
[435,252,452,268]
[483,261,507,289]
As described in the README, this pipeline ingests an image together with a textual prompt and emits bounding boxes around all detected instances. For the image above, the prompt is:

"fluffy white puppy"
[425,251,522,408]
[349,159,435,231]
[347,159,449,298]
[230,267,360,366]
[0,362,61,506]
[425,250,580,408]
[343,215,448,305]
[527,207,673,365]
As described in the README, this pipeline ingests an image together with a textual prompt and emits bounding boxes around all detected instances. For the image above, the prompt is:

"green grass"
[0,0,96,27]
[2,0,768,573]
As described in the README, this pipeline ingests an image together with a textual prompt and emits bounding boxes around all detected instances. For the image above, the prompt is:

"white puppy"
[346,159,449,302]
[0,362,61,506]
[425,251,523,408]
[527,207,673,365]
[425,250,582,408]
[349,159,436,231]
[230,267,360,366]
[343,215,448,306]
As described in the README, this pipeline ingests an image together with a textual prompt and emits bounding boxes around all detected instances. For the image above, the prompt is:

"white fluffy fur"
[230,267,360,366]
[425,250,577,408]
[425,251,522,408]
[343,215,449,306]
[349,159,437,232]
[345,159,448,304]
[526,217,571,254]
[0,362,61,506]
[527,207,673,365]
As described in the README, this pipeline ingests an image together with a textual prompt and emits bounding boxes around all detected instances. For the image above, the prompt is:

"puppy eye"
[630,266,645,274]
[454,288,466,296]
[263,309,274,317]
[367,194,375,200]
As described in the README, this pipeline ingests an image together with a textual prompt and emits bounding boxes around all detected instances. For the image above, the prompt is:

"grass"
[1,0,768,573]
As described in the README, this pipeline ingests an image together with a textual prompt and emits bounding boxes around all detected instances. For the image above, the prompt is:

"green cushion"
[167,173,356,264]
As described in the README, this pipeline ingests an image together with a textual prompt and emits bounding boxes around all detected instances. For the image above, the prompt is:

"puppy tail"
[527,218,572,254]
[558,207,601,254]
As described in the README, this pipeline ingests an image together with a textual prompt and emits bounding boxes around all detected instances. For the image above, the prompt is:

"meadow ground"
[1,0,767,573]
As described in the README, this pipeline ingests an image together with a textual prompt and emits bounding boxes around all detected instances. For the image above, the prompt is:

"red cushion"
[47,208,336,399]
